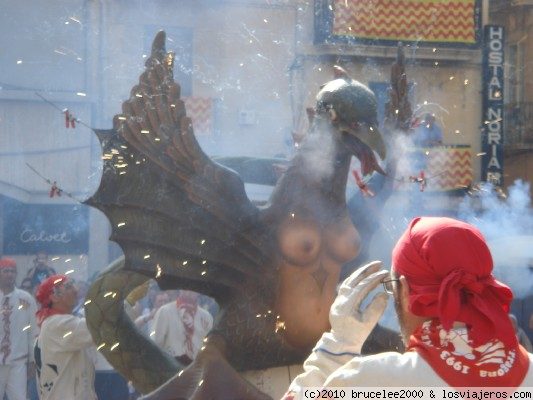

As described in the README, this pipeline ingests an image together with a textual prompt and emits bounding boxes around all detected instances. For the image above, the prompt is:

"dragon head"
[312,68,386,176]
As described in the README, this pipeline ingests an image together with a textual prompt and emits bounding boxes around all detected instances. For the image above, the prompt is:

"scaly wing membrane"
[86,31,272,302]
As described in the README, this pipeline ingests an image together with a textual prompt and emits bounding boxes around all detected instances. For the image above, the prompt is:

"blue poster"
[2,196,89,255]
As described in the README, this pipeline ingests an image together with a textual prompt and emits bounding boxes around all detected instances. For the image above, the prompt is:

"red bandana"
[393,217,529,386]
[35,275,69,326]
[408,319,530,388]
[392,217,516,347]
[0,258,16,269]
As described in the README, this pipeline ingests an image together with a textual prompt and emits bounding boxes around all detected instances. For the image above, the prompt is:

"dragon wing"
[85,31,272,303]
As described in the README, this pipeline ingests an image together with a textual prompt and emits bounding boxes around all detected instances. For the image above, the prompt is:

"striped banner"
[330,0,480,45]
[400,146,473,191]
[183,97,215,136]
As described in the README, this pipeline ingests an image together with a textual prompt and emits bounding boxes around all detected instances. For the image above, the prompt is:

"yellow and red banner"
[401,145,473,192]
[326,0,480,45]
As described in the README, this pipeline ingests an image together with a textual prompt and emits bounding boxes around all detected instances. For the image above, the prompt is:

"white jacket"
[152,302,213,359]
[289,347,533,393]
[35,314,96,400]
[0,287,37,365]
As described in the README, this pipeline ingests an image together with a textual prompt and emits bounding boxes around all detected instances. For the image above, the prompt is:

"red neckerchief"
[408,319,530,388]
[176,299,198,357]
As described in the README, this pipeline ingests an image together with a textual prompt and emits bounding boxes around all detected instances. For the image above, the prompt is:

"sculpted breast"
[323,216,361,263]
[278,216,321,266]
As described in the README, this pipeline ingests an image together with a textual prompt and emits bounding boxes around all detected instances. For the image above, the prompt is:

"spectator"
[25,252,56,292]
[34,275,97,400]
[0,258,38,400]
[284,217,533,398]
[510,314,533,352]
[135,292,170,336]
[152,290,213,365]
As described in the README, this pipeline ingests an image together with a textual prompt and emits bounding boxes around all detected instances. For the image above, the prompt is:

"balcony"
[504,102,533,150]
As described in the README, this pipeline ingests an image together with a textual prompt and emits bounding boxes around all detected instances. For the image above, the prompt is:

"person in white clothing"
[0,257,38,400]
[34,274,97,400]
[284,217,533,398]
[135,292,170,336]
[152,290,213,365]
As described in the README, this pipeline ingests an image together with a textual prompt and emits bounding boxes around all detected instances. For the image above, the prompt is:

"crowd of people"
[1,217,533,399]
[0,253,218,400]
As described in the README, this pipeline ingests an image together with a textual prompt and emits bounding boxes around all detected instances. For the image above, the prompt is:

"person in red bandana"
[152,290,213,365]
[284,217,533,397]
[34,275,97,400]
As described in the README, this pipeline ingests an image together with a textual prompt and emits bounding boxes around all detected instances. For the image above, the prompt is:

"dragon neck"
[270,133,351,214]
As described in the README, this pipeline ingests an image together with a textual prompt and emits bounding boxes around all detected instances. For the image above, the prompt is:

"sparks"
[275,320,286,332]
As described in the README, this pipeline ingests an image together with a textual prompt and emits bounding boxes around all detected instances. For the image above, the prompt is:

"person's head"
[388,217,515,348]
[36,275,78,317]
[0,258,17,291]
[34,251,49,270]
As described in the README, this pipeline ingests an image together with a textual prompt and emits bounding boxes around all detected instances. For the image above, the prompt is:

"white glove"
[315,261,389,356]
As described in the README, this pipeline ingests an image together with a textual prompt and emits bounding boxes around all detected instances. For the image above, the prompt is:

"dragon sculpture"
[84,32,409,399]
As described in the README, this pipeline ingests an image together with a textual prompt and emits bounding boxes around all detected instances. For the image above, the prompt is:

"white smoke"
[458,180,533,298]
[299,122,338,182]
[371,180,533,330]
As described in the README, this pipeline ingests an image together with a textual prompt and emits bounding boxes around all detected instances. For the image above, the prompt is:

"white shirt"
[152,302,213,359]
[0,287,37,365]
[35,314,96,400]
